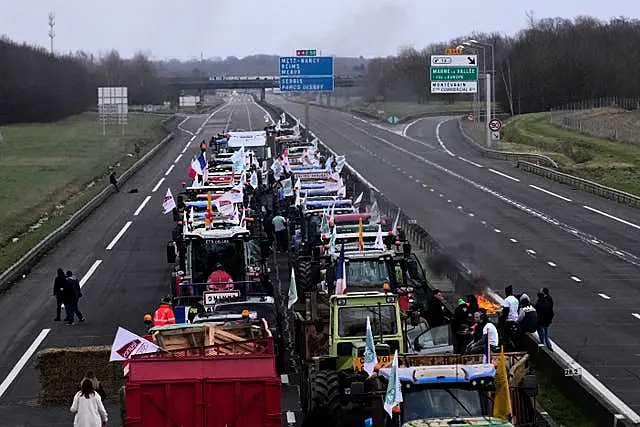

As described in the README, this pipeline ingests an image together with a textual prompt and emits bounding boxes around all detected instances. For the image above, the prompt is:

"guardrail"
[0,114,178,292]
[516,160,640,209]
[259,99,640,427]
[457,118,559,168]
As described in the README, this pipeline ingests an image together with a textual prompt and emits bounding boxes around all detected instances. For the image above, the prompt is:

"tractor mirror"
[166,242,176,264]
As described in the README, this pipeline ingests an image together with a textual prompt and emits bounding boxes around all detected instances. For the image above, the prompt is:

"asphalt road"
[270,96,640,415]
[0,94,295,426]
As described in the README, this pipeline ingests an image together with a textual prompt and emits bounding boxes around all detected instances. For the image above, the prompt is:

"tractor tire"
[310,369,342,423]
[296,260,312,293]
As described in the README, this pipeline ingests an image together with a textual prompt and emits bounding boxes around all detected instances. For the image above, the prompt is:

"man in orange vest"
[200,140,207,153]
[153,296,176,327]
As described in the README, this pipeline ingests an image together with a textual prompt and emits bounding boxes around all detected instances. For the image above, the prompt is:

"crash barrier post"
[259,99,640,427]
[0,116,179,292]
[457,118,559,168]
[516,160,640,209]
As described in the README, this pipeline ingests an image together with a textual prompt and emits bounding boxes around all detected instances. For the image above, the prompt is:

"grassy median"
[0,112,168,273]
[352,101,473,120]
[498,112,640,196]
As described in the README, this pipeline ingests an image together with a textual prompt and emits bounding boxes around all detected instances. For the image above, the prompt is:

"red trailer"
[124,319,282,427]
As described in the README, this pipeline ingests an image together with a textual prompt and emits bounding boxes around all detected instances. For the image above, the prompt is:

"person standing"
[70,379,108,427]
[66,270,85,323]
[153,296,176,327]
[535,290,554,351]
[272,214,288,253]
[425,289,446,328]
[53,268,67,321]
[109,172,119,192]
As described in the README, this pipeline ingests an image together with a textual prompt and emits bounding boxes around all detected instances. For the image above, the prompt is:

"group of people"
[444,285,555,355]
[53,268,84,325]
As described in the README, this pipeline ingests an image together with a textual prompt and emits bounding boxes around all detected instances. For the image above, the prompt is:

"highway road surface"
[269,95,640,416]
[0,94,302,426]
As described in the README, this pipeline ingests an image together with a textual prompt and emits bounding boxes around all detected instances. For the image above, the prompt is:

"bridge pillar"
[260,88,266,101]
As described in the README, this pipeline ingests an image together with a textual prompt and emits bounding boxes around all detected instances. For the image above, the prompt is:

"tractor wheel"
[310,369,342,422]
[296,260,312,293]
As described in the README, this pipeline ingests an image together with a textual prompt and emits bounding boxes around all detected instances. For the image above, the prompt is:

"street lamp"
[458,44,482,124]
[468,39,495,119]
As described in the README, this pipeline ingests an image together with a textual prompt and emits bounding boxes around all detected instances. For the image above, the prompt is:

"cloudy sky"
[1,0,638,59]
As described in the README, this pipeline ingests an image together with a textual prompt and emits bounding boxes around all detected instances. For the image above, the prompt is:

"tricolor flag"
[334,243,346,295]
[188,153,207,180]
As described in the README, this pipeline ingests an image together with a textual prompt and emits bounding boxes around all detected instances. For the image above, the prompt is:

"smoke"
[303,1,410,57]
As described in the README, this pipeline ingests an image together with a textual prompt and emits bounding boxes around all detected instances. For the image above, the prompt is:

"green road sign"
[430,66,478,81]
[387,115,399,124]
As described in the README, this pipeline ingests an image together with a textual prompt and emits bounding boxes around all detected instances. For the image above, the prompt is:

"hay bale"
[36,346,125,406]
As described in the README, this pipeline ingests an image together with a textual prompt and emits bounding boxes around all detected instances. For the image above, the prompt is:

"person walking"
[70,379,108,427]
[53,268,67,321]
[66,270,85,323]
[272,214,288,253]
[109,172,119,192]
[535,290,554,351]
[77,371,106,402]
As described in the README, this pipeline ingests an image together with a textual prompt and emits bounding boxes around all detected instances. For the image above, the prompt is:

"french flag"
[334,243,347,295]
[188,153,207,180]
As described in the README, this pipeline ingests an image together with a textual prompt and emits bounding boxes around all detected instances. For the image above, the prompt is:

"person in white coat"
[71,379,108,427]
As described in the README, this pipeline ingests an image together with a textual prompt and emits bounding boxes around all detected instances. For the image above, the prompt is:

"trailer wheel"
[296,260,312,293]
[310,369,342,422]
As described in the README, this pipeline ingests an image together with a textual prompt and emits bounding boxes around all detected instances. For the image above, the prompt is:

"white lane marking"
[487,288,640,424]
[252,99,275,125]
[526,249,536,255]
[181,147,188,154]
[494,228,502,233]
[0,328,51,398]
[79,260,103,289]
[106,221,133,251]
[286,411,296,424]
[133,196,152,216]
[468,213,474,217]
[447,199,452,203]
[632,313,640,320]
[489,168,521,182]
[583,205,640,231]
[510,238,518,243]
[571,276,582,282]
[280,374,289,384]
[547,261,557,267]
[152,178,165,193]
[408,175,413,179]
[598,293,611,300]
[177,117,194,136]
[164,165,175,176]
[458,156,484,168]
[174,154,183,164]
[529,184,572,202]
[435,120,455,156]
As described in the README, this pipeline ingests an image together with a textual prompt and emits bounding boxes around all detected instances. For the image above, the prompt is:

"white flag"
[374,224,384,249]
[287,268,298,310]
[182,211,188,235]
[249,170,259,189]
[264,114,270,123]
[162,188,176,214]
[383,350,403,416]
[353,192,363,206]
[109,327,161,361]
[364,316,378,376]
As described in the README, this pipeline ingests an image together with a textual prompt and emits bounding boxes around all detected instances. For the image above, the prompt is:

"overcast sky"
[1,0,638,60]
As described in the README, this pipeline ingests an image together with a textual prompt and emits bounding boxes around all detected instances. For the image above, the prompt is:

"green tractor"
[296,291,405,422]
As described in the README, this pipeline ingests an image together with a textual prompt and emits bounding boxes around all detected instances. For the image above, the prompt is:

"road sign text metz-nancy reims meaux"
[430,54,478,94]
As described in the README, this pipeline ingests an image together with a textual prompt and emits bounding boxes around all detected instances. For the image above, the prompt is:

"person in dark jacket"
[426,289,446,328]
[452,298,471,353]
[535,290,554,351]
[517,294,537,334]
[109,172,119,192]
[66,270,85,324]
[53,268,67,321]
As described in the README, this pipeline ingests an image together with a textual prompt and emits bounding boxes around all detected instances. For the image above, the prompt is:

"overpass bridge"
[165,76,366,100]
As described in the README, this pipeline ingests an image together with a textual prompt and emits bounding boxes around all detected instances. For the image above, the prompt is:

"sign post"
[279,50,334,141]
[429,54,478,94]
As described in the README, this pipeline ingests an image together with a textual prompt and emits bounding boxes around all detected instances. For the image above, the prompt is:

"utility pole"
[48,13,55,54]
[485,73,492,148]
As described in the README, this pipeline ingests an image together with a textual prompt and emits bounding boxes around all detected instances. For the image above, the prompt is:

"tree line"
[0,38,175,125]
[361,16,640,114]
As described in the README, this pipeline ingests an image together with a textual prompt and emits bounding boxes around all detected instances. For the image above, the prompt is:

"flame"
[476,294,502,315]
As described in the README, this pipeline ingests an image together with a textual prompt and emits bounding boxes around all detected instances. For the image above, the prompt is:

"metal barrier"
[517,160,640,209]
[457,118,559,168]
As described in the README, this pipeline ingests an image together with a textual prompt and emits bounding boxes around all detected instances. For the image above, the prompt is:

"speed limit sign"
[488,118,502,132]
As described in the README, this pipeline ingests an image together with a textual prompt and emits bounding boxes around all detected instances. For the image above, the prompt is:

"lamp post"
[457,45,481,124]
[468,39,495,119]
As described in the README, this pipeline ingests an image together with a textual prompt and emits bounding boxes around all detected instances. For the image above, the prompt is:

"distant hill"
[153,54,368,78]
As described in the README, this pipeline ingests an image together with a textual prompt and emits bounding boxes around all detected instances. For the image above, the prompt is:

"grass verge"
[352,101,473,119]
[0,112,168,272]
[533,365,598,427]
[499,112,640,196]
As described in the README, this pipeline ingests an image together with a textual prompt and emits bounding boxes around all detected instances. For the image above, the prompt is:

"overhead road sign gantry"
[279,54,334,93]
[430,54,477,94]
